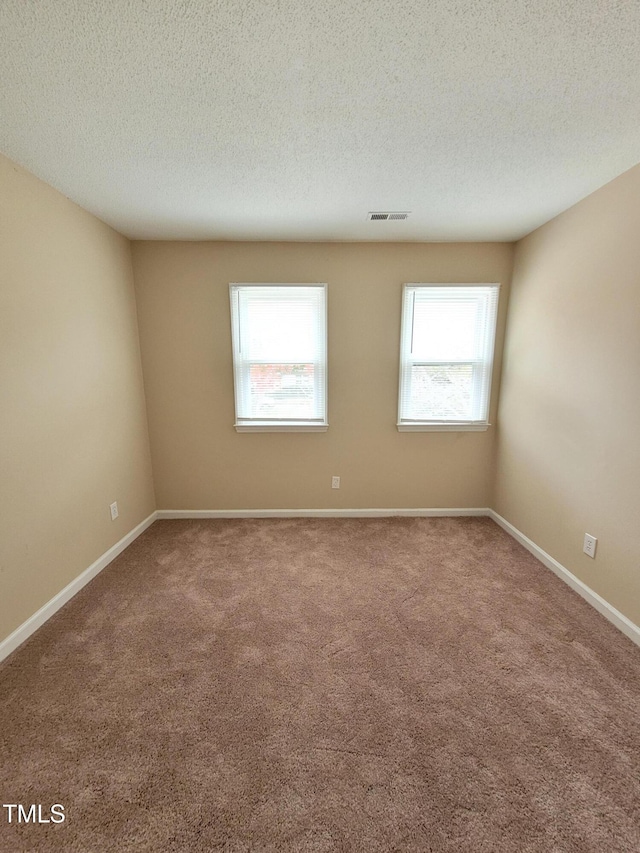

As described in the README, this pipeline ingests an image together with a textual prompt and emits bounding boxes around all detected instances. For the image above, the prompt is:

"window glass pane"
[230,283,327,428]
[409,364,473,420]
[249,363,316,419]
[246,297,317,362]
[413,296,479,360]
[398,283,499,427]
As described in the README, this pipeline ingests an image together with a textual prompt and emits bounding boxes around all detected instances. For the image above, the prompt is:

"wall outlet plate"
[331,476,340,489]
[583,533,597,558]
[110,501,119,521]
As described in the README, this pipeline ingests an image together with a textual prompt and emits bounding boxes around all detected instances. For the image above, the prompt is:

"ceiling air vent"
[367,211,410,221]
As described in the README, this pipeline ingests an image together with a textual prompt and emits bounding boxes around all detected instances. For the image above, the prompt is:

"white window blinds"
[229,284,328,431]
[398,284,499,430]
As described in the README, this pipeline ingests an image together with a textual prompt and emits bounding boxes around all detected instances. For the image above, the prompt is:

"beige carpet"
[0,517,639,852]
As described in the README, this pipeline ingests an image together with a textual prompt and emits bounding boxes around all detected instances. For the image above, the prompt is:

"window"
[397,284,499,431]
[229,284,328,432]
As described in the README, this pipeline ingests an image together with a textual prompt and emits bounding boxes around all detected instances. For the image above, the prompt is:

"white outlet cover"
[331,476,340,489]
[110,501,119,520]
[583,533,597,558]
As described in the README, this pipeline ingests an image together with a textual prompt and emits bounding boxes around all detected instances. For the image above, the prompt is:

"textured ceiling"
[1,1,640,242]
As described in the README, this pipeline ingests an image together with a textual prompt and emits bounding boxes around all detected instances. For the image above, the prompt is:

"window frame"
[229,283,328,433]
[397,283,500,432]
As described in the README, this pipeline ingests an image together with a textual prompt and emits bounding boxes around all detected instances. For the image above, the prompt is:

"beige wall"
[3,147,637,644]
[0,154,156,644]
[132,241,513,511]
[493,163,640,627]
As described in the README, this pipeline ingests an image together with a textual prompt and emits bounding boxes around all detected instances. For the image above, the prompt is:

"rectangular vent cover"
[367,211,410,221]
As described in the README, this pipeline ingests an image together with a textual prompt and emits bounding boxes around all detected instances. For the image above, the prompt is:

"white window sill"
[397,422,490,432]
[235,422,328,433]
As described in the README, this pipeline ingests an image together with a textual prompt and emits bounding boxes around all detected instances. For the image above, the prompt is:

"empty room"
[1,1,639,851]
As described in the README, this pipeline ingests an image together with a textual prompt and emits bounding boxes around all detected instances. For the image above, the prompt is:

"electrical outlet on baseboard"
[110,501,119,521]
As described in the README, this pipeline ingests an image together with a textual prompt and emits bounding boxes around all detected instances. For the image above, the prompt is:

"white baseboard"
[156,507,491,519]
[489,510,640,648]
[0,511,157,664]
[4,507,636,663]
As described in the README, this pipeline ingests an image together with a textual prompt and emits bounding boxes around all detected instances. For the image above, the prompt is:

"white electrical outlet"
[110,501,119,521]
[331,476,340,489]
[583,533,597,559]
